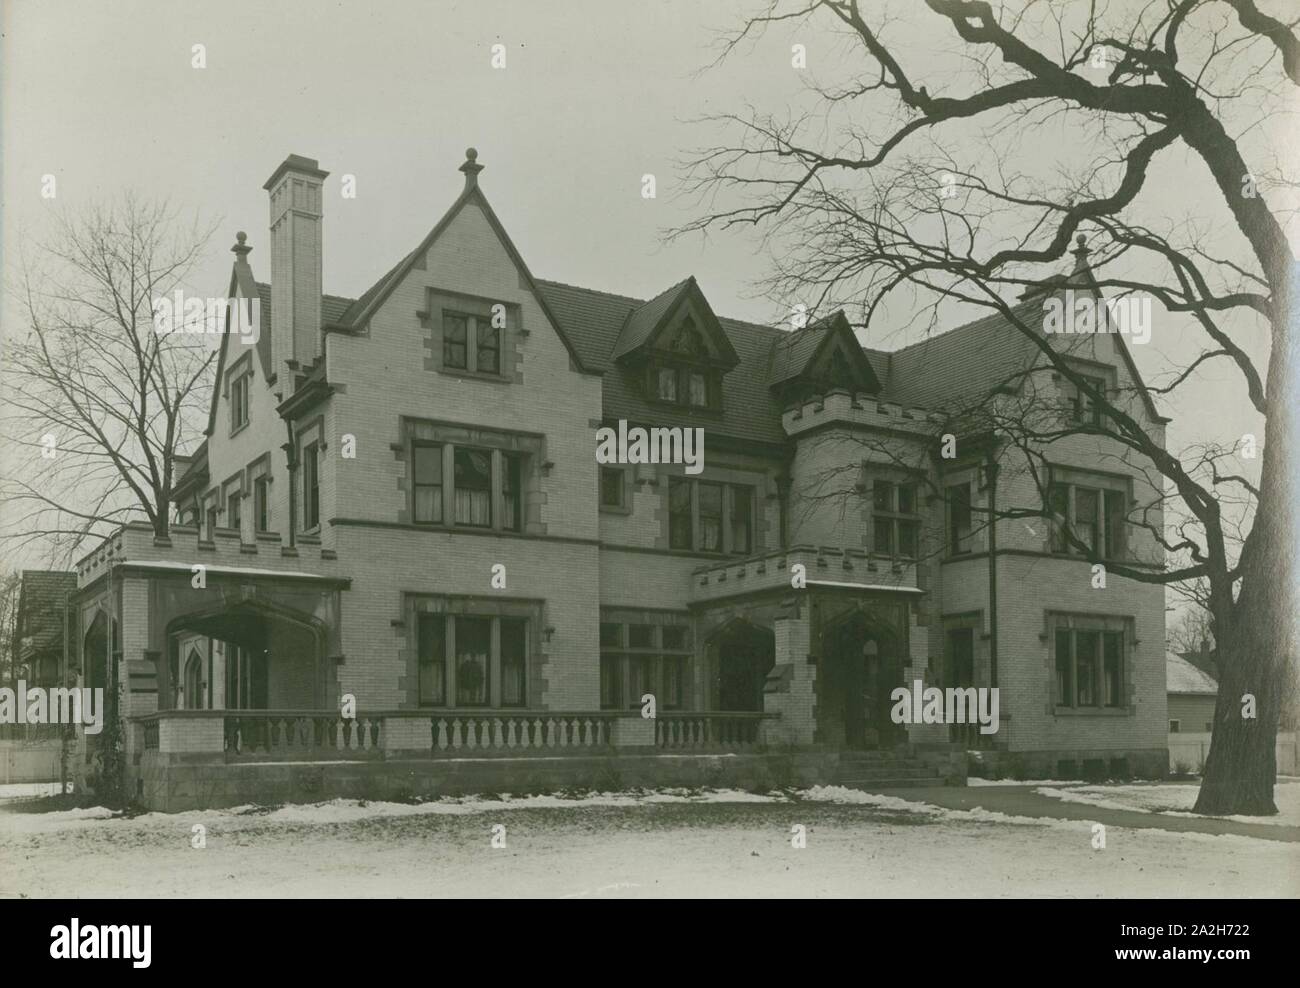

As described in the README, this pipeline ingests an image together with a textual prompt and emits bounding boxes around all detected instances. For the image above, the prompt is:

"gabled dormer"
[768,310,880,404]
[612,277,739,411]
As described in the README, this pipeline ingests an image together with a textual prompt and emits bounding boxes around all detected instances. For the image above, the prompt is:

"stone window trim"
[297,417,325,536]
[599,466,631,514]
[417,287,522,384]
[1043,611,1136,716]
[394,416,546,536]
[401,593,546,710]
[224,350,254,437]
[244,452,274,535]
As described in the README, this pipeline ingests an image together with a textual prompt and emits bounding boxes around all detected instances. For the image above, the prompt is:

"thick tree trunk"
[1194,620,1281,815]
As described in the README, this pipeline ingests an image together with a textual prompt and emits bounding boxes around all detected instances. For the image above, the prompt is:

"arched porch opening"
[165,599,327,711]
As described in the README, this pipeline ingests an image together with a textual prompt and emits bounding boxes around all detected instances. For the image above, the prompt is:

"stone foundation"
[967,747,1167,782]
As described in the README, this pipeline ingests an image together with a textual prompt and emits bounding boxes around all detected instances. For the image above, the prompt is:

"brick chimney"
[263,154,329,392]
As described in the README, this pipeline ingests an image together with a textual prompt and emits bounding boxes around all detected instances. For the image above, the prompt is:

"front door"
[843,648,899,748]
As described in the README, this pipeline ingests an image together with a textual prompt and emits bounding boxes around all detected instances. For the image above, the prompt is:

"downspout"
[283,420,298,548]
[985,451,999,689]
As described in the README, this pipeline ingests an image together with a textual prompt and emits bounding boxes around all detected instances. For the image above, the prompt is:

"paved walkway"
[875,783,1300,843]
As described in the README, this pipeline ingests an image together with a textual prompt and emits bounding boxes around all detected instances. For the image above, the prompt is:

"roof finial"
[459,147,484,189]
[1070,232,1092,274]
[231,230,252,259]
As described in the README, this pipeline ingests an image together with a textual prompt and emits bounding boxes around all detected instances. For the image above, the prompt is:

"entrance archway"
[822,610,904,749]
[712,619,775,712]
[165,599,326,710]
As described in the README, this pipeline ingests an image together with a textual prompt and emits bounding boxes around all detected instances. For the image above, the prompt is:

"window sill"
[410,521,525,536]
[1053,706,1130,717]
[230,422,249,439]
[599,503,633,515]
[646,397,723,415]
[438,368,511,384]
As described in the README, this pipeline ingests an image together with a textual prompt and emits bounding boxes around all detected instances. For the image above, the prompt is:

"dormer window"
[657,367,678,402]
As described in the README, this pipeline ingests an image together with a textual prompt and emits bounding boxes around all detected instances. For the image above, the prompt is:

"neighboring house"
[11,571,76,689]
[1166,651,1218,735]
[71,150,1169,805]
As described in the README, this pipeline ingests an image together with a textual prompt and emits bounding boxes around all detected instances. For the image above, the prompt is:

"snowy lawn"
[2,786,1295,898]
[1036,780,1300,827]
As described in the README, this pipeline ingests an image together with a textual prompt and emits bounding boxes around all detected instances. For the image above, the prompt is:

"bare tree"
[1169,600,1216,655]
[1,195,217,563]
[681,0,1297,814]
[0,571,23,690]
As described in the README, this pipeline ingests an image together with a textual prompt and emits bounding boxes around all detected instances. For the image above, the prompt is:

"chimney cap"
[459,147,484,187]
[263,154,330,191]
[231,231,252,258]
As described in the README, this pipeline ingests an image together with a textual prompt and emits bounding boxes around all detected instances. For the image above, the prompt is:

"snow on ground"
[2,785,1295,898]
[1036,780,1300,827]
[968,778,1086,787]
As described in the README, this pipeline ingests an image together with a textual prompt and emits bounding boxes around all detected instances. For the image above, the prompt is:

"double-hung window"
[1054,624,1125,708]
[1048,479,1127,558]
[873,479,920,558]
[443,310,506,376]
[416,611,530,708]
[302,442,320,530]
[1073,374,1107,426]
[668,478,755,554]
[599,619,691,710]
[253,476,271,533]
[947,482,972,555]
[230,372,250,432]
[453,447,493,528]
[409,430,531,533]
[412,443,444,524]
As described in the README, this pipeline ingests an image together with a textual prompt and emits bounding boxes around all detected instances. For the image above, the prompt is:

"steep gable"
[768,311,881,397]
[329,149,593,376]
[611,276,739,369]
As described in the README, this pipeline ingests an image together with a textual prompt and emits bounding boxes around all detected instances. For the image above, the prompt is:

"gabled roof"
[768,310,881,394]
[539,279,794,445]
[1167,652,1218,695]
[328,178,594,374]
[610,276,739,368]
[14,570,77,657]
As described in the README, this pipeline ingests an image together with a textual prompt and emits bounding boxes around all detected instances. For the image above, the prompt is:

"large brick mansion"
[71,149,1169,805]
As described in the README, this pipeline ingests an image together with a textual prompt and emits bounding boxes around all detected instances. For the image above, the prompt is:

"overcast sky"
[2,0,1291,594]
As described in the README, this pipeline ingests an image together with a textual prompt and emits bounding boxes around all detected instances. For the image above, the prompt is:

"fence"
[1168,731,1298,775]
